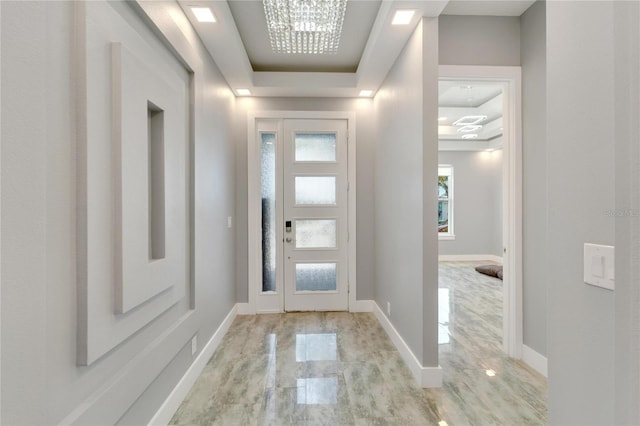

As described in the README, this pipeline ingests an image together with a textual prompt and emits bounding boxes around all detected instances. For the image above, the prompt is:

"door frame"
[247,111,357,314]
[439,65,523,358]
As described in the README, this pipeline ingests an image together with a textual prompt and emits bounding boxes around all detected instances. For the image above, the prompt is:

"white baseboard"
[148,304,239,426]
[522,344,548,378]
[235,302,253,315]
[438,254,503,263]
[372,302,442,388]
[350,299,374,312]
[256,309,283,314]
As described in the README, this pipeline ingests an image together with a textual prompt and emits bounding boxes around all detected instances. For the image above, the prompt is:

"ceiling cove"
[177,0,535,97]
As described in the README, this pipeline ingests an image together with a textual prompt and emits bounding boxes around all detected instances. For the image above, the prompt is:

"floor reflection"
[265,333,277,388]
[295,333,337,362]
[438,288,451,345]
[296,377,338,405]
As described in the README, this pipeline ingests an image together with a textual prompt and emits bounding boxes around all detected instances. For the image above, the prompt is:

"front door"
[256,118,349,312]
[282,119,348,311]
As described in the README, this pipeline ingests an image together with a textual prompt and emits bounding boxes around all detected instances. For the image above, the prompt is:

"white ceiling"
[177,0,535,97]
[438,81,503,143]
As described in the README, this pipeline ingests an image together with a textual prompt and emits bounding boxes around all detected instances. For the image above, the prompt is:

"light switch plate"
[227,216,232,229]
[583,243,615,290]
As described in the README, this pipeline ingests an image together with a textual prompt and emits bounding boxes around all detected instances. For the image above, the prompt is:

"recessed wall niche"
[76,0,192,366]
[148,101,166,261]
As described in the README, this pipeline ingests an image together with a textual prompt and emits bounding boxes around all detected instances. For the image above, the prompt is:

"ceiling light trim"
[191,7,216,23]
[392,9,415,25]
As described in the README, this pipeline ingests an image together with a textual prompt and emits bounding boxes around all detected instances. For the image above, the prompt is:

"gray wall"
[613,2,640,424]
[520,0,547,357]
[234,97,376,302]
[1,2,236,424]
[546,2,616,423]
[421,18,440,369]
[438,150,503,257]
[439,15,520,66]
[373,20,425,362]
[372,17,440,368]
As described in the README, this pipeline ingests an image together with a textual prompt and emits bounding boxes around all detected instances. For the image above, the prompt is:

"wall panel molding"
[111,41,187,314]
[75,1,196,366]
[61,311,196,425]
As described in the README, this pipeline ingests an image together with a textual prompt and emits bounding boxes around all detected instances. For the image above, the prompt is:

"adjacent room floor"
[170,261,547,425]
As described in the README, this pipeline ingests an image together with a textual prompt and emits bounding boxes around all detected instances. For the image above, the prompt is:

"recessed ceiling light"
[359,90,374,97]
[457,125,483,133]
[191,7,216,23]
[438,117,448,121]
[453,115,487,126]
[236,88,251,96]
[392,10,415,25]
[486,369,497,377]
[461,134,478,139]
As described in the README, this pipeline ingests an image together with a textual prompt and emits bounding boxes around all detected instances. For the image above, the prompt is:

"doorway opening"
[438,66,523,359]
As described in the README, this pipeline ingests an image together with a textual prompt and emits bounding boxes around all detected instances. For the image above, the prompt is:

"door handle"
[286,237,292,243]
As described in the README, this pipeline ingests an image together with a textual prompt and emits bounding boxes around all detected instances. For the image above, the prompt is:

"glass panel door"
[283,119,349,311]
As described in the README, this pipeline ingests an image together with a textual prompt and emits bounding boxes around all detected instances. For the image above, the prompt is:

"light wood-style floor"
[170,261,547,425]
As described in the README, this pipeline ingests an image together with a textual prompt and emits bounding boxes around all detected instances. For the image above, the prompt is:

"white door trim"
[247,110,357,314]
[439,65,523,359]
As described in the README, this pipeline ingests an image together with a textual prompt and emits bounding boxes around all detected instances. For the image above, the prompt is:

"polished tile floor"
[170,261,547,425]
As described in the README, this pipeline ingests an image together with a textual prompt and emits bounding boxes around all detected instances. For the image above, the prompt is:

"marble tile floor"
[170,261,547,425]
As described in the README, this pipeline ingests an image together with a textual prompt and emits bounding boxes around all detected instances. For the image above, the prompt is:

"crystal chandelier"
[263,0,348,54]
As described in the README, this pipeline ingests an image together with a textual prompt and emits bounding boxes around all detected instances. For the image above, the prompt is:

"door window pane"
[295,219,336,248]
[295,133,336,162]
[295,176,336,205]
[296,263,337,291]
[261,133,276,292]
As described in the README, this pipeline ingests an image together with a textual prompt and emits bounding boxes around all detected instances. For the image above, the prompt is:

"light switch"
[591,255,605,278]
[227,216,232,229]
[583,243,615,290]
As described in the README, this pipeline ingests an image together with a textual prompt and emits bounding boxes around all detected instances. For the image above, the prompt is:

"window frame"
[438,165,455,240]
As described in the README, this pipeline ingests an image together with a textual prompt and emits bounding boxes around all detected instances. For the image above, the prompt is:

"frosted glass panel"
[295,176,336,205]
[295,133,336,162]
[261,133,276,292]
[296,263,337,291]
[295,220,336,248]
